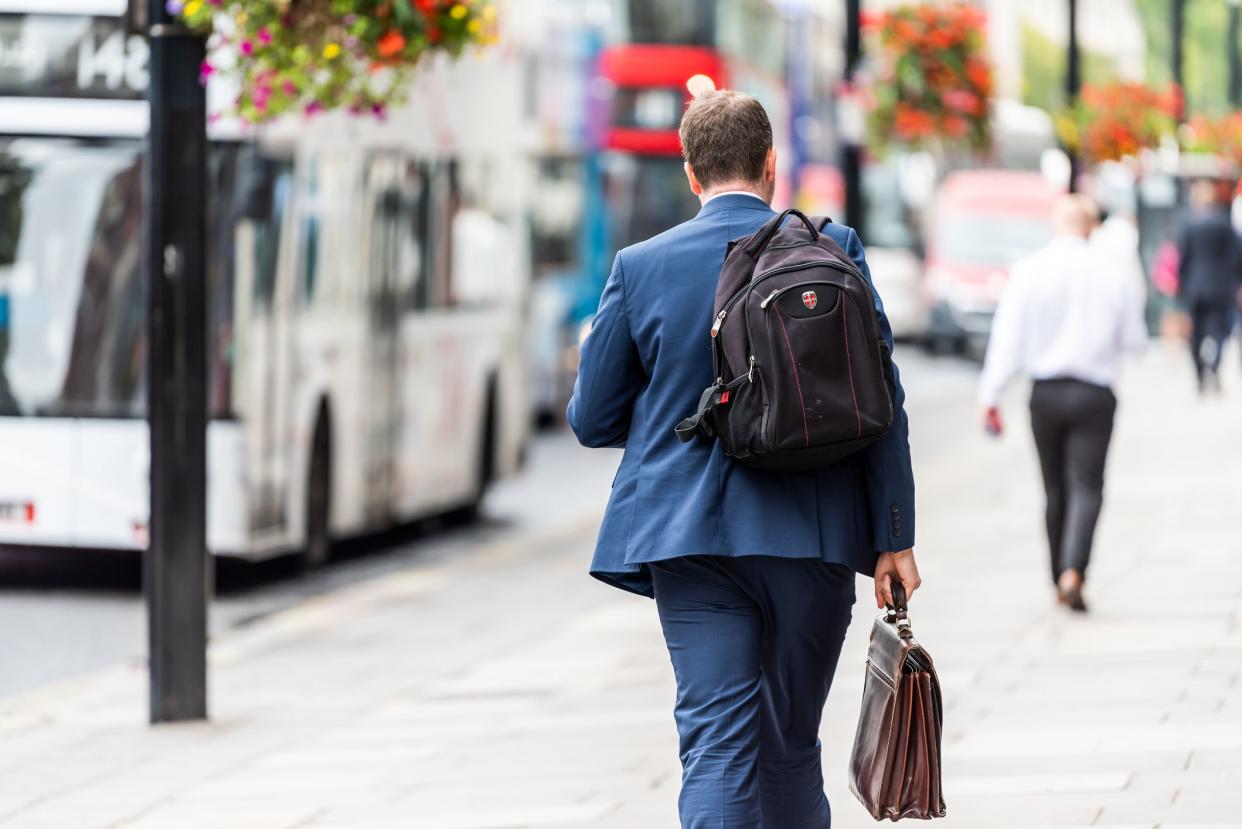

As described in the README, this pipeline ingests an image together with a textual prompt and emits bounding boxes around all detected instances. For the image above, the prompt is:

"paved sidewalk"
[1,346,1240,829]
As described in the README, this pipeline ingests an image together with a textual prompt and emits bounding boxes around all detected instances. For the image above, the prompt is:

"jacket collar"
[695,192,774,219]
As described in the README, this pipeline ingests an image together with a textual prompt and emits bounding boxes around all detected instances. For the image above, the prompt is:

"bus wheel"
[460,384,497,521]
[303,414,333,569]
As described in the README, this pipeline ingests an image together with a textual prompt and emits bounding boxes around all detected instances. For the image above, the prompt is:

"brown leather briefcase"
[849,582,946,821]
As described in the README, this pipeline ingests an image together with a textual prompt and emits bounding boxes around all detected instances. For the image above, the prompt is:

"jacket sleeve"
[844,228,917,554]
[566,252,645,448]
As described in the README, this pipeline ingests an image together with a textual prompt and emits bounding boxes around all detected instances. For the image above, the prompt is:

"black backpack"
[676,209,896,471]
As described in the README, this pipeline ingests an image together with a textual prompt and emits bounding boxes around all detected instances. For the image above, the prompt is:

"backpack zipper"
[716,259,850,331]
[760,280,841,310]
[714,259,868,379]
[764,240,816,253]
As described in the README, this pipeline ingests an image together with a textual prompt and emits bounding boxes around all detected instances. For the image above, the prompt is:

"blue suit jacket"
[568,194,915,597]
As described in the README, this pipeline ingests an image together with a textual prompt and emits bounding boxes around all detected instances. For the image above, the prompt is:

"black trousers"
[1029,379,1117,584]
[1189,301,1234,381]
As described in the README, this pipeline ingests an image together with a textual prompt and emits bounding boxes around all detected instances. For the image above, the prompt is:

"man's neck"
[701,187,770,206]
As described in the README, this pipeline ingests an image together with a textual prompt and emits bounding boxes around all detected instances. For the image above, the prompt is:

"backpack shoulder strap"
[808,216,853,264]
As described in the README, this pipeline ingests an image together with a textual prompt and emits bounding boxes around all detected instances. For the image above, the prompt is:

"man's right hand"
[981,405,1003,437]
[874,548,922,609]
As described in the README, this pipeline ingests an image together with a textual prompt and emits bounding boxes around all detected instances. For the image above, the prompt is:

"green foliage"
[1133,0,1230,116]
[1020,21,1116,114]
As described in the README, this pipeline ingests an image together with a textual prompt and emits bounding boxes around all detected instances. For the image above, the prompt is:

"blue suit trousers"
[651,555,856,828]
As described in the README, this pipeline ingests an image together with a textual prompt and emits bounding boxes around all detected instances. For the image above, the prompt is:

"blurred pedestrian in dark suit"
[979,196,1147,612]
[1176,179,1242,393]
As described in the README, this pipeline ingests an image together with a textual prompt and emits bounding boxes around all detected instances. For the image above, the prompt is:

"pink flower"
[305,101,325,116]
[239,40,253,55]
[258,27,272,45]
[199,60,215,81]
[282,80,298,96]
[942,89,979,113]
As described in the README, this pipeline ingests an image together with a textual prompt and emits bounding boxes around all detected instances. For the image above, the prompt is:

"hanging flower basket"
[171,0,498,123]
[1056,82,1180,165]
[1182,113,1242,172]
[861,3,995,155]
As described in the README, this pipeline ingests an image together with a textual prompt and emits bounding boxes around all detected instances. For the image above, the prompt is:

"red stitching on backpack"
[775,309,810,448]
[841,294,862,438]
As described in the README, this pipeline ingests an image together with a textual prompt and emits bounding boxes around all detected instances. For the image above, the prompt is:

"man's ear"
[764,147,777,182]
[685,162,703,196]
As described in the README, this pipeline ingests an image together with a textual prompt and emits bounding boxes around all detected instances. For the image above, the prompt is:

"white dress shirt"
[978,235,1148,406]
[701,190,769,206]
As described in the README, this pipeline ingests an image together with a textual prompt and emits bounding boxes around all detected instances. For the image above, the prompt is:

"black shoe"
[1057,570,1088,613]
[1060,585,1088,613]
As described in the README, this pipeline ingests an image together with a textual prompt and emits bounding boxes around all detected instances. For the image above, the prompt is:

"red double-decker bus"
[592,0,791,256]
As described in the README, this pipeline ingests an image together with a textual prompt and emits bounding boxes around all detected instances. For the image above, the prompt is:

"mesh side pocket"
[719,371,767,460]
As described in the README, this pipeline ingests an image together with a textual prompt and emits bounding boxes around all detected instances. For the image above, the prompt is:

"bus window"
[427,161,459,309]
[365,154,430,314]
[0,138,145,418]
[297,158,321,308]
[396,160,430,313]
[624,0,714,45]
[530,157,583,279]
[216,149,292,419]
[236,153,292,311]
[206,144,239,418]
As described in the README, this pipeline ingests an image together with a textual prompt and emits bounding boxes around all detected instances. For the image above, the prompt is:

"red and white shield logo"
[802,290,818,310]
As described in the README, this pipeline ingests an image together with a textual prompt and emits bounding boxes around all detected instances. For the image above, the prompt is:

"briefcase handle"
[885,580,913,638]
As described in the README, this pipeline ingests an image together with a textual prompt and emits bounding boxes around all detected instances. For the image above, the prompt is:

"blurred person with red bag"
[978,196,1147,612]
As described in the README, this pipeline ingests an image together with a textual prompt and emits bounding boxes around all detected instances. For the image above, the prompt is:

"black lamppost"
[1066,0,1080,190]
[842,0,864,236]
[1172,0,1185,116]
[131,0,210,724]
[1229,0,1241,108]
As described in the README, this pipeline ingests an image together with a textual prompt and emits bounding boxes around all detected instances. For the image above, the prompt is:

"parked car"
[924,169,1060,354]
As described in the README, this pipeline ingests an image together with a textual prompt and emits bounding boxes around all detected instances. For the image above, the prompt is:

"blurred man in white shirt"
[978,195,1147,611]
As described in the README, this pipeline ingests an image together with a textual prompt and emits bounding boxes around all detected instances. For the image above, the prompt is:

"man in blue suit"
[568,89,922,828]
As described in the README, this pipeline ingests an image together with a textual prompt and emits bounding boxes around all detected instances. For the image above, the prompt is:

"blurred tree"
[1020,22,1114,113]
[1133,0,1229,115]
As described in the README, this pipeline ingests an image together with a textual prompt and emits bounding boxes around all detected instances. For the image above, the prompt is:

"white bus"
[0,3,532,564]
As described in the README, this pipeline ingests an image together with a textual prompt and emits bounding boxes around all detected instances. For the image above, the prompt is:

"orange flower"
[376,29,406,57]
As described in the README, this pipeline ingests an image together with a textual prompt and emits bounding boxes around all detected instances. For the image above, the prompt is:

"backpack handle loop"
[744,208,819,257]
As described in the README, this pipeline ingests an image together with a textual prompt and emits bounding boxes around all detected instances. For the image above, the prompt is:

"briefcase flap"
[866,611,936,685]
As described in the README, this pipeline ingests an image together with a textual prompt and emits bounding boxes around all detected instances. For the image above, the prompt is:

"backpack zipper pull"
[760,289,779,309]
[710,310,726,337]
[747,355,756,382]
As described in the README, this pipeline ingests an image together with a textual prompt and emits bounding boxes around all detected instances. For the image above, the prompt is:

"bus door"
[360,154,405,523]
[231,151,296,540]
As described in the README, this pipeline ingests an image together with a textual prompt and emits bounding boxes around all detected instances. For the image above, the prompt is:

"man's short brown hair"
[679,90,773,189]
